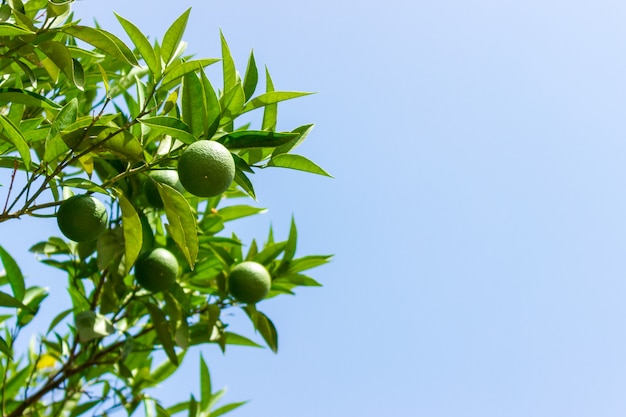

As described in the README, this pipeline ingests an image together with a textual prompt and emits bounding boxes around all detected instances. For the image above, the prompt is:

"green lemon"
[228,261,272,304]
[177,140,235,197]
[134,247,179,293]
[56,194,108,242]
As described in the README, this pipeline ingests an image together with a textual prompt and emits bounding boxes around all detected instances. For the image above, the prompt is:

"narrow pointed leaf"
[117,192,143,275]
[157,183,198,268]
[145,302,179,365]
[200,71,220,139]
[115,13,160,76]
[242,50,258,101]
[220,31,236,93]
[0,114,30,169]
[0,290,32,310]
[268,154,332,177]
[62,26,139,66]
[182,72,206,137]
[218,130,298,149]
[160,59,220,87]
[244,91,313,114]
[161,8,191,65]
[0,245,25,301]
[0,336,11,358]
[262,67,276,130]
[199,355,211,414]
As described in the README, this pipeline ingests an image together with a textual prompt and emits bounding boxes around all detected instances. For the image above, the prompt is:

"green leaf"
[217,205,266,222]
[262,67,276,131]
[0,88,61,111]
[273,124,315,156]
[0,22,33,35]
[0,245,24,301]
[47,308,72,334]
[115,13,160,76]
[59,178,108,195]
[62,26,139,66]
[242,50,258,101]
[75,310,115,343]
[117,192,142,275]
[38,41,84,91]
[17,286,48,326]
[157,183,198,268]
[283,216,297,262]
[211,401,248,417]
[267,154,332,177]
[220,31,236,94]
[243,91,313,115]
[243,306,278,353]
[145,302,178,365]
[252,241,286,265]
[182,72,206,137]
[0,335,12,359]
[233,169,256,200]
[287,255,333,274]
[139,116,196,145]
[223,332,262,348]
[160,59,220,87]
[199,354,211,414]
[0,115,30,170]
[274,273,322,287]
[0,290,32,310]
[219,83,245,127]
[200,71,220,139]
[161,8,191,65]
[218,130,298,149]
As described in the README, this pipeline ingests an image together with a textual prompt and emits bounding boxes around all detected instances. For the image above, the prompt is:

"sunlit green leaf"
[115,13,160,76]
[0,88,60,111]
[262,67,276,131]
[0,115,30,170]
[200,71,220,139]
[0,245,24,301]
[117,192,143,275]
[243,91,313,115]
[0,290,32,310]
[220,31,236,94]
[0,22,33,35]
[211,401,248,417]
[199,354,211,414]
[283,216,297,262]
[242,50,258,101]
[182,72,206,137]
[161,8,191,66]
[62,26,139,66]
[157,183,198,268]
[139,116,196,145]
[160,59,220,87]
[217,205,266,222]
[267,154,332,177]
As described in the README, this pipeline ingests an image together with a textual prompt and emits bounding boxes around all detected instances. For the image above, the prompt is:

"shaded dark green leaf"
[117,192,142,275]
[145,302,179,365]
[218,130,298,149]
[139,116,196,145]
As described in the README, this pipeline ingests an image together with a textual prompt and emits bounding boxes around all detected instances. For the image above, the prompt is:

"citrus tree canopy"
[0,1,331,416]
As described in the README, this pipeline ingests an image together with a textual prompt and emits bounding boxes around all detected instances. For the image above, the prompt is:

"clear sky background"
[5,0,626,416]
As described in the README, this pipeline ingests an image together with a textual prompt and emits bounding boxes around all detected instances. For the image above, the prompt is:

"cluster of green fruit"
[55,140,271,304]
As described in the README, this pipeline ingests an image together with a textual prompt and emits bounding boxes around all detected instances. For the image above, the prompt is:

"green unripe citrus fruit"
[228,261,272,304]
[177,140,235,197]
[134,247,179,293]
[56,194,108,242]
[144,170,184,208]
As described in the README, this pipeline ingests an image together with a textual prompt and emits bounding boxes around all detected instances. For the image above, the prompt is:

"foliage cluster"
[0,1,330,416]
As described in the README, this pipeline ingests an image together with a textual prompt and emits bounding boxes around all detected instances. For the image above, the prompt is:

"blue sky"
[6,0,626,416]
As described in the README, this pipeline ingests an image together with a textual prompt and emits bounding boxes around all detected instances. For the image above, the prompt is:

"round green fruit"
[144,170,184,208]
[134,248,179,293]
[56,194,108,242]
[228,261,272,304]
[177,140,235,197]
